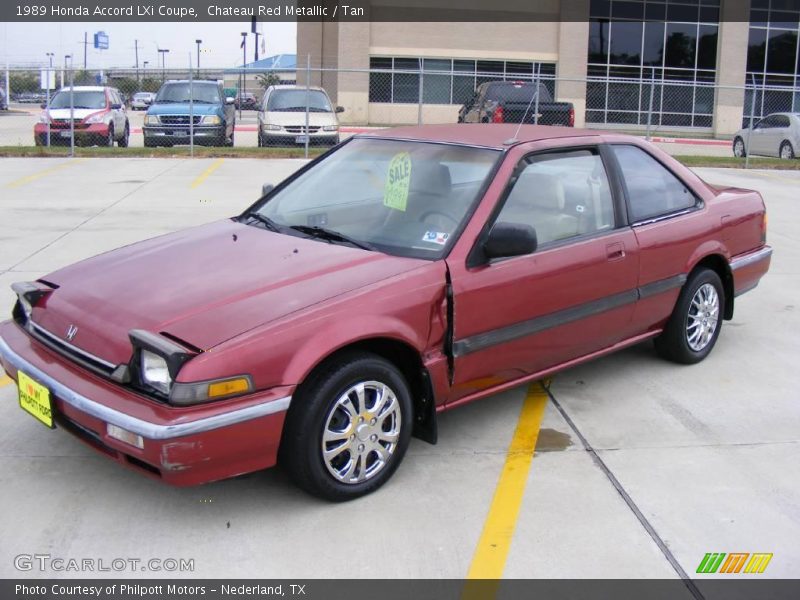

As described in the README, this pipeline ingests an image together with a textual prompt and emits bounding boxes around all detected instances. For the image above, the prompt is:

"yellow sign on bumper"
[18,370,54,428]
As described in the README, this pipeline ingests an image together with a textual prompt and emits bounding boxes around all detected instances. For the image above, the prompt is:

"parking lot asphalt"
[0,158,797,580]
[1,103,732,156]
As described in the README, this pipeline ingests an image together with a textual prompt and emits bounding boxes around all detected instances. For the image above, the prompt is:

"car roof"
[270,85,326,92]
[162,80,218,85]
[358,124,604,150]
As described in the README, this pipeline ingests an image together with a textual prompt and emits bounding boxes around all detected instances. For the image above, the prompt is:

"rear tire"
[279,352,413,501]
[654,268,725,365]
[780,141,795,160]
[733,137,746,158]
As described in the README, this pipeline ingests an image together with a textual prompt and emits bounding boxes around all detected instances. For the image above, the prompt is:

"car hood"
[32,220,423,365]
[146,103,220,116]
[264,111,338,127]
[47,107,105,120]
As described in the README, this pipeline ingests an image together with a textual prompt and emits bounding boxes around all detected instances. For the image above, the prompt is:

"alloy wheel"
[686,283,720,352]
[321,380,402,484]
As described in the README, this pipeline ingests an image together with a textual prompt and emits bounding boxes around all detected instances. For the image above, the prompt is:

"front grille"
[159,115,202,125]
[28,321,116,378]
[284,125,321,134]
[50,119,88,130]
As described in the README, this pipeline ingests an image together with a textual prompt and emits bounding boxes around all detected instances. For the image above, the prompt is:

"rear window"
[486,83,550,103]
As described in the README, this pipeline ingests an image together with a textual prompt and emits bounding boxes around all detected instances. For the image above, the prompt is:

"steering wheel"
[419,210,459,228]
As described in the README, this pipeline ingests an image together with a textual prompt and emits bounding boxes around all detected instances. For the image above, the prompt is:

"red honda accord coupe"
[0,125,771,501]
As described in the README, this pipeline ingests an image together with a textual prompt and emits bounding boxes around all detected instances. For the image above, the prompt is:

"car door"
[110,89,126,134]
[445,144,640,402]
[749,116,773,156]
[607,144,705,334]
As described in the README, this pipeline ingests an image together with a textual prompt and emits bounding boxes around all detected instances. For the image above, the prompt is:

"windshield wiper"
[289,225,374,251]
[246,212,281,232]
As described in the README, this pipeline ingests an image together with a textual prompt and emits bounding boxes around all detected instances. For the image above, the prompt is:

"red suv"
[35,86,130,147]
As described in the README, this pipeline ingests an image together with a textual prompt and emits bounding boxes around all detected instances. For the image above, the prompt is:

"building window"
[587,0,720,128]
[368,57,556,105]
[744,0,800,126]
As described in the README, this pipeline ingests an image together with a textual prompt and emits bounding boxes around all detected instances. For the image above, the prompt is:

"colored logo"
[696,552,773,574]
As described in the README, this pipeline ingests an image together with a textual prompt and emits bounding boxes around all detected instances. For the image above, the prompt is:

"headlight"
[265,124,281,131]
[38,113,51,124]
[84,111,108,124]
[144,115,159,125]
[141,349,171,395]
[201,115,221,125]
[170,376,254,406]
[322,125,338,132]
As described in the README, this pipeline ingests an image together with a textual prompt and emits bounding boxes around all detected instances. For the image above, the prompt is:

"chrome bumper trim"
[0,335,290,440]
[730,246,773,271]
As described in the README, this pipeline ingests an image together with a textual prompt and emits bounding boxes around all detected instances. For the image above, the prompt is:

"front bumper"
[143,125,225,145]
[260,127,339,145]
[0,320,291,486]
[34,123,109,144]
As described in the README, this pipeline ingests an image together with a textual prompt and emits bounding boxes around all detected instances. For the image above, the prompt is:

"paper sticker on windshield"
[384,152,412,212]
[422,231,449,245]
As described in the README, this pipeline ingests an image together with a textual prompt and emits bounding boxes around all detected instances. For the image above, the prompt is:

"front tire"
[733,137,746,158]
[118,122,129,147]
[280,352,413,501]
[654,268,725,365]
[780,141,795,160]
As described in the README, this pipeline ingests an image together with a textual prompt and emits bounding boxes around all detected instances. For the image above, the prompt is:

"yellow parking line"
[465,381,549,583]
[0,374,13,387]
[191,158,225,189]
[6,159,83,189]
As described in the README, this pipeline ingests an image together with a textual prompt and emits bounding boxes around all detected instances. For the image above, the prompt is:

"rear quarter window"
[612,145,698,223]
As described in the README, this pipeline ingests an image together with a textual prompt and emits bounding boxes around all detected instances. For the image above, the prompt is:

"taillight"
[492,106,504,123]
[761,211,768,244]
[568,108,575,127]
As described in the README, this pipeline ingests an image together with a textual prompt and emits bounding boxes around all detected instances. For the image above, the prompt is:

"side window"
[612,145,698,223]
[495,150,616,246]
[776,115,790,128]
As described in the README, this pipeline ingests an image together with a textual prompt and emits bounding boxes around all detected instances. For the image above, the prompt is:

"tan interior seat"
[501,171,578,244]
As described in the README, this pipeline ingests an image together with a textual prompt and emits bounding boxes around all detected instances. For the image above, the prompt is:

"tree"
[256,72,281,90]
[140,78,162,93]
[9,71,40,94]
[114,77,139,97]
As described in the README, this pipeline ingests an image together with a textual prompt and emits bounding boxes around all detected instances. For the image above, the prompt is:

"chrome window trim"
[0,336,291,440]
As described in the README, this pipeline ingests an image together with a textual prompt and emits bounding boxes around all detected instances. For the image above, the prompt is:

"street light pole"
[158,48,169,82]
[195,39,202,77]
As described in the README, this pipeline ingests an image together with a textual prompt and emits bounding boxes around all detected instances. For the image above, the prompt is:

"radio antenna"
[504,62,542,146]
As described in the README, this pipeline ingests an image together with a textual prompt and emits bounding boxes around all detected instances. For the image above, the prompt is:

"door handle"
[606,242,625,261]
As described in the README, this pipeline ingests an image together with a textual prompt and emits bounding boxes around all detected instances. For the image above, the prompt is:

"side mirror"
[484,222,537,260]
[335,106,345,113]
[226,97,235,105]
[261,183,275,197]
[110,103,122,109]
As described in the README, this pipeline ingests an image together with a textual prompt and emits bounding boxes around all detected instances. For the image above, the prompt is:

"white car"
[257,85,343,147]
[130,92,156,110]
[35,86,129,147]
[733,112,800,159]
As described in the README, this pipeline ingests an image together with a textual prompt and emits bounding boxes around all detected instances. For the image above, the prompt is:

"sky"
[0,21,297,69]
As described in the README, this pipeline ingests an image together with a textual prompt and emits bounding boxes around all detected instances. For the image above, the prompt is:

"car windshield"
[251,138,500,259]
[155,83,220,104]
[268,89,332,112]
[49,91,106,109]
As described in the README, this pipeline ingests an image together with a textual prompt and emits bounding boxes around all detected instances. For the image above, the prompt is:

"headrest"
[409,162,452,196]
[511,171,565,211]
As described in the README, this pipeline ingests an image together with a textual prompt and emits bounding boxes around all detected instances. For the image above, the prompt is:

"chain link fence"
[2,64,798,163]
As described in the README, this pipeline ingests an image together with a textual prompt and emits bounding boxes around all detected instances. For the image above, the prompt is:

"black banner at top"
[0,0,773,23]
